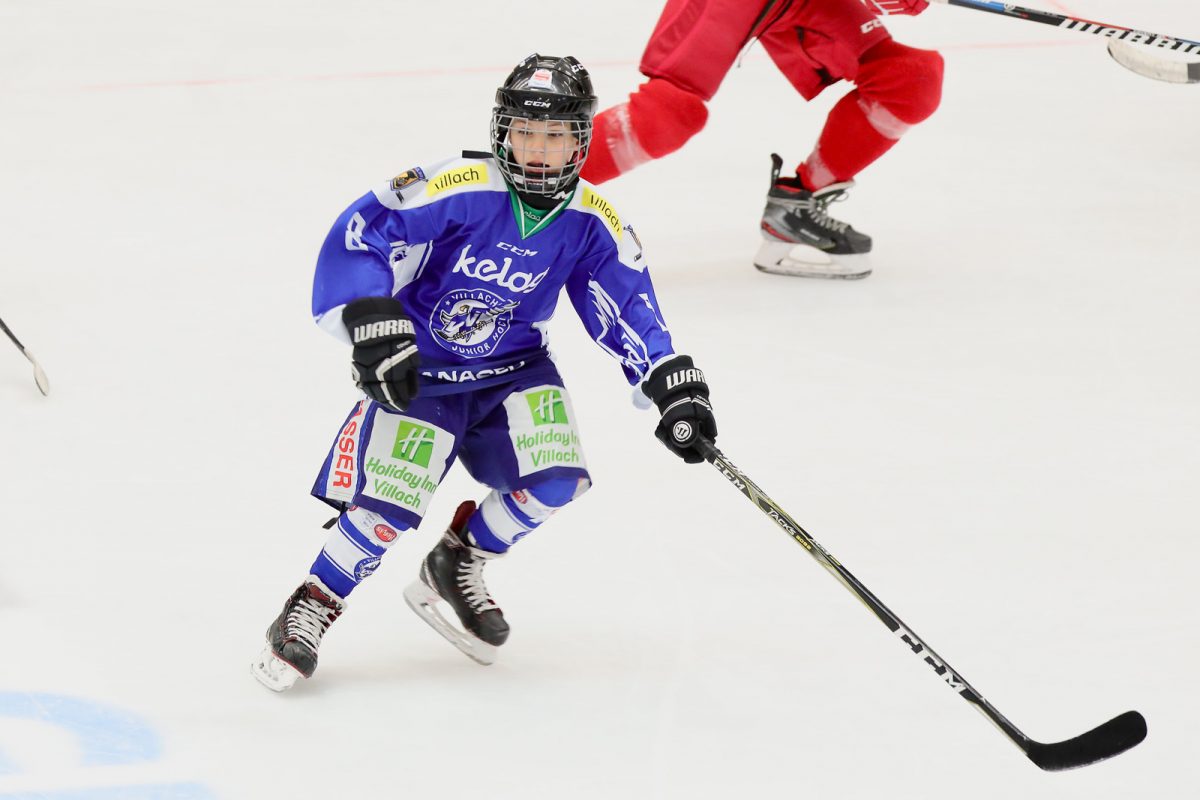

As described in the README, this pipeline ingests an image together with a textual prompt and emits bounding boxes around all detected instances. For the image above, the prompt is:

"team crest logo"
[430,288,518,358]
[355,555,382,581]
[391,167,425,193]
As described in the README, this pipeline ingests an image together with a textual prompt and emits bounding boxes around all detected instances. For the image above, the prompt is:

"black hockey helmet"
[491,53,598,197]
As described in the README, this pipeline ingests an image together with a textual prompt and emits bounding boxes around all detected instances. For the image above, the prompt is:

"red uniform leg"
[799,39,944,190]
[581,78,708,184]
[580,0,761,185]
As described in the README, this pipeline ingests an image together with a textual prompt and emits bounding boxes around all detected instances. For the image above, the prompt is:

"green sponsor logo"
[392,422,435,467]
[527,389,567,426]
[514,429,582,467]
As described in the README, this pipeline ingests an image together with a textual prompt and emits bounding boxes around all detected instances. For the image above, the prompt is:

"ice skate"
[404,501,509,665]
[755,153,873,279]
[251,576,345,692]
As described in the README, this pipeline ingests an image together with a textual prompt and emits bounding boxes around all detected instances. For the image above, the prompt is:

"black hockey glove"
[342,296,421,411]
[643,355,717,464]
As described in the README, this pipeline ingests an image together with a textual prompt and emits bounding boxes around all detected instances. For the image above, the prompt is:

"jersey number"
[345,212,369,252]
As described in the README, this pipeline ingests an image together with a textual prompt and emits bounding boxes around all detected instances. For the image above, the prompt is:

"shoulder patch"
[582,186,622,240]
[427,163,490,197]
[390,167,426,192]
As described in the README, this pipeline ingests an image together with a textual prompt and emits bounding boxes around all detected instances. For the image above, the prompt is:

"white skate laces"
[284,591,340,652]
[457,547,502,612]
[807,189,851,233]
[783,186,852,234]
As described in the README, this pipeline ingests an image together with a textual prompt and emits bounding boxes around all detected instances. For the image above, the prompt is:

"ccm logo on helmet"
[523,99,551,108]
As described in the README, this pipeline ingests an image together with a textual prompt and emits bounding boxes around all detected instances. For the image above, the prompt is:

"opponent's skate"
[755,153,873,279]
[251,576,345,692]
[404,501,509,665]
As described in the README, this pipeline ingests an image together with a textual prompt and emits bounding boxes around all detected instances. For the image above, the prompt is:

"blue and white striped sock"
[310,507,409,597]
[466,477,588,553]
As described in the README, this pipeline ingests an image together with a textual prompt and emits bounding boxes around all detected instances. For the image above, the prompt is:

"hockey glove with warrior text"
[343,296,420,411]
[644,355,717,464]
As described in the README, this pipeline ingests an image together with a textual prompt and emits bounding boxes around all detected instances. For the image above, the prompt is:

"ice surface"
[0,1,1196,797]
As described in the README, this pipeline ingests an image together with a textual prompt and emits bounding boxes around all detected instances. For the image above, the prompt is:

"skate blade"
[403,579,498,666]
[251,644,303,692]
[754,240,872,280]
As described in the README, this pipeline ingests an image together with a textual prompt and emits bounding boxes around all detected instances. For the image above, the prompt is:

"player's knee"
[526,475,590,509]
[343,505,409,550]
[468,476,589,553]
[584,78,707,182]
[629,78,709,158]
[858,41,944,128]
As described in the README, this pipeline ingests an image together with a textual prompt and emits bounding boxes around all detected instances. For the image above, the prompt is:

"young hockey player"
[252,54,719,691]
[579,0,943,279]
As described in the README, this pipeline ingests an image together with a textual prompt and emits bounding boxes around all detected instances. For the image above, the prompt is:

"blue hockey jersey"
[312,152,677,396]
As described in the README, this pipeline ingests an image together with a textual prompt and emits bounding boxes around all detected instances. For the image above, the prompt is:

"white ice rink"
[1,1,1197,797]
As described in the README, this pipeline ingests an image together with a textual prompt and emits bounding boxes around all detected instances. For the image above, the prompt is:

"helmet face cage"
[491,54,597,197]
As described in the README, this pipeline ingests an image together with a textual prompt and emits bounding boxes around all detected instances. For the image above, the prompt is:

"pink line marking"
[79,59,636,92]
[74,34,1098,94]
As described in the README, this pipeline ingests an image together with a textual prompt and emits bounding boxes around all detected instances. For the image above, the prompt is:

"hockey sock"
[798,39,943,190]
[309,506,409,597]
[580,77,708,184]
[466,477,589,554]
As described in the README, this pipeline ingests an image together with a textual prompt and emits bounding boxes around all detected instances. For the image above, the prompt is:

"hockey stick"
[693,437,1146,770]
[931,0,1200,84]
[0,315,50,396]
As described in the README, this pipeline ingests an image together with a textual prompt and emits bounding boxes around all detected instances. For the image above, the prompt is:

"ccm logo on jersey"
[497,241,538,257]
[352,319,415,343]
[665,367,705,390]
[861,18,884,34]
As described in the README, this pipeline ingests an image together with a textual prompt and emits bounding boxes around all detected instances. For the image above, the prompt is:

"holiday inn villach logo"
[392,421,436,467]
[527,389,567,426]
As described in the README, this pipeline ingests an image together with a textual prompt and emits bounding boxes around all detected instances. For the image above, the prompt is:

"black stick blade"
[1025,711,1147,771]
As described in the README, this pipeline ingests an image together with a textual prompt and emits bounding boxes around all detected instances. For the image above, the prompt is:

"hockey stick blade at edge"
[1025,710,1147,771]
[694,438,1147,770]
[1107,39,1200,84]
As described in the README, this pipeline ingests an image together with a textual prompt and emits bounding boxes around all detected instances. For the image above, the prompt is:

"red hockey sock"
[798,39,943,190]
[580,77,708,184]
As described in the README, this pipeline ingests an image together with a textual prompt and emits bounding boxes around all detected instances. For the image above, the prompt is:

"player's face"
[508,118,579,174]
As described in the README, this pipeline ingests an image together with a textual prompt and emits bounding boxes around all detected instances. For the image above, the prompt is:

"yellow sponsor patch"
[582,187,622,239]
[426,163,489,197]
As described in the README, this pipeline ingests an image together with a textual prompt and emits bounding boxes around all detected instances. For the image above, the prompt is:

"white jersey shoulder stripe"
[371,153,505,211]
[568,180,648,273]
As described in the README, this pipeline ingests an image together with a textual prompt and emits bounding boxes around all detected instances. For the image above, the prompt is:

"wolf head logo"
[435,299,518,344]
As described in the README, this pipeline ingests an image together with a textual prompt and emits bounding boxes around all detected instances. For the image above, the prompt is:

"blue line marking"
[0,694,159,769]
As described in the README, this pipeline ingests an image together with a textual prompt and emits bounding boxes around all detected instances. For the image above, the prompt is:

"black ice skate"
[755,153,873,279]
[251,576,345,692]
[404,501,509,665]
